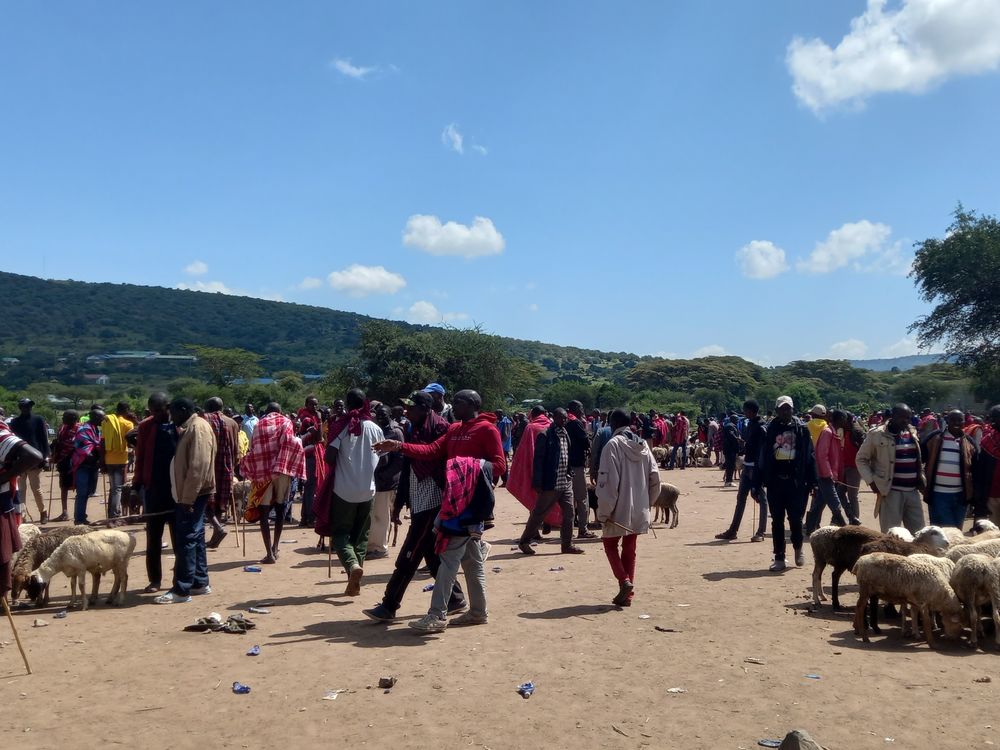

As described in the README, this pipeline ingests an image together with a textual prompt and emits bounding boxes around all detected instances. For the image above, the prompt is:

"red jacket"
[401,414,506,480]
[133,415,165,488]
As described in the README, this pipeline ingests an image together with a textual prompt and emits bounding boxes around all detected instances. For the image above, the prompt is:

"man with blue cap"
[424,383,455,424]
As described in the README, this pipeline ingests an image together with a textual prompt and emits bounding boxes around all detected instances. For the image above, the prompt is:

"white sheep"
[808,526,839,604]
[972,519,1000,534]
[852,552,964,648]
[887,526,915,543]
[29,530,136,610]
[950,554,1000,649]
[946,537,1000,563]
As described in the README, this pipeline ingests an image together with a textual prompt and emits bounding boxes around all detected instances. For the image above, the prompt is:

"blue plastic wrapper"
[53,610,68,619]
[246,645,260,656]
[243,565,262,573]
[517,681,535,699]
[232,682,251,694]
[422,583,434,592]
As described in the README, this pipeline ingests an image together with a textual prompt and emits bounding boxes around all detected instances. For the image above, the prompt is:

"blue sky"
[3,1,1000,365]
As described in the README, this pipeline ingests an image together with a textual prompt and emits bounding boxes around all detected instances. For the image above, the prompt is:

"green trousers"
[330,493,373,572]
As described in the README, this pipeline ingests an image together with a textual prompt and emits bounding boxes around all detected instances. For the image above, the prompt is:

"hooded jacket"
[595,427,661,538]
[401,413,506,480]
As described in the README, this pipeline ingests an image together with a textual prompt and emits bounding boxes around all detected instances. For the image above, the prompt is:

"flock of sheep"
[810,519,1000,649]
[11,524,134,610]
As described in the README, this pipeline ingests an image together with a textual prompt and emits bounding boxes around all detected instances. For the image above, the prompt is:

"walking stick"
[2,597,31,675]
[102,472,109,519]
[48,467,55,519]
[327,542,333,578]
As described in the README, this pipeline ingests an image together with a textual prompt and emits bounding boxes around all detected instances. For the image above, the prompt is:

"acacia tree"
[186,345,263,387]
[910,206,1000,373]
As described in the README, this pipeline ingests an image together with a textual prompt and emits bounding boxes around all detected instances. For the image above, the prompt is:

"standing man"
[757,396,817,572]
[241,403,259,442]
[71,406,105,525]
[424,383,455,423]
[856,403,926,535]
[133,393,177,593]
[567,400,596,540]
[155,398,216,604]
[721,417,741,487]
[101,401,135,518]
[363,390,465,622]
[923,409,976,528]
[804,404,848,533]
[716,400,769,542]
[496,409,513,486]
[974,405,1000,526]
[596,409,661,606]
[49,409,80,521]
[241,402,306,564]
[296,395,326,528]
[517,408,585,556]
[11,398,48,523]
[368,404,404,560]
[0,422,43,597]
[202,397,239,548]
[325,389,383,594]
[671,411,690,470]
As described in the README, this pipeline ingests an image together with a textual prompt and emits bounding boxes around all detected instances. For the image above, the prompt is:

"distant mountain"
[849,354,953,372]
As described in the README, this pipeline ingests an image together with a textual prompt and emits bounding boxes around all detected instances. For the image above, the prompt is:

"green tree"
[187,345,263,387]
[891,373,952,410]
[910,205,1000,370]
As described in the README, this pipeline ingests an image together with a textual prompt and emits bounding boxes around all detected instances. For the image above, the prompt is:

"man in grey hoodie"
[595,409,662,606]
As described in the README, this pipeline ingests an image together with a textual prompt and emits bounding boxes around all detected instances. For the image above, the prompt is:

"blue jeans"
[73,465,99,524]
[172,495,210,596]
[929,490,967,528]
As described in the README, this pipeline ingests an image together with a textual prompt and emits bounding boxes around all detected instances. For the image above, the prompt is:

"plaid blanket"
[71,422,101,473]
[241,412,305,484]
[203,411,237,510]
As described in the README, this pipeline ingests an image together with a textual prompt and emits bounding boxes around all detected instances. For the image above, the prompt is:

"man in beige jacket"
[855,403,926,535]
[596,409,661,607]
[156,397,217,604]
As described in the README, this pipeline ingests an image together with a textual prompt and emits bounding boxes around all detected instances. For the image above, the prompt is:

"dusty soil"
[3,466,997,750]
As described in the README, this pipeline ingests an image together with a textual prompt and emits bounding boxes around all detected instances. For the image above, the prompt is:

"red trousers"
[603,534,637,596]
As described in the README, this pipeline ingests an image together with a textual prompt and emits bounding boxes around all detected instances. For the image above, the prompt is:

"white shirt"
[331,421,383,503]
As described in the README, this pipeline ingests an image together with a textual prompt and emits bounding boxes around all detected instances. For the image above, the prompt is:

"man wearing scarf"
[508,406,557,526]
[201,397,239,548]
[0,421,43,596]
[363,390,465,622]
[50,409,80,522]
[296,395,327,528]
[974,405,1000,526]
[241,402,306,565]
[71,407,105,524]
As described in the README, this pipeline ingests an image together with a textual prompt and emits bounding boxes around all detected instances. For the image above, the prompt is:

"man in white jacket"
[596,409,662,607]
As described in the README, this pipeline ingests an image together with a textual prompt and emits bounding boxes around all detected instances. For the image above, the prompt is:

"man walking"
[241,402,306,564]
[202,397,239,548]
[11,398,48,522]
[923,409,975,528]
[363,391,465,622]
[133,393,177,593]
[716,400,769,542]
[326,389,382,595]
[804,404,848,533]
[368,404,404,560]
[101,401,134,518]
[757,396,817,572]
[567,400,596,540]
[856,403,926,535]
[596,409,661,606]
[832,410,864,525]
[155,398,215,604]
[517,408,585,556]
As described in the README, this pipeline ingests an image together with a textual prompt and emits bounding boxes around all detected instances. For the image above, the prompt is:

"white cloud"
[403,214,505,258]
[830,338,869,359]
[526,303,539,312]
[442,123,464,154]
[327,264,406,297]
[797,220,896,273]
[299,277,323,290]
[693,344,728,357]
[403,300,469,326]
[736,240,789,279]
[882,336,924,357]
[330,58,379,80]
[652,351,680,359]
[177,280,234,294]
[184,260,208,276]
[787,0,1000,113]
[471,144,488,156]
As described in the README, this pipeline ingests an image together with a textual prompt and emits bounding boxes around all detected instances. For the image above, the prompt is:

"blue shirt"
[498,416,513,452]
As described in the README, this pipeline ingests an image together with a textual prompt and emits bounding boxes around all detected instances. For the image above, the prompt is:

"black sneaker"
[715,530,737,540]
[362,604,397,623]
[577,530,597,540]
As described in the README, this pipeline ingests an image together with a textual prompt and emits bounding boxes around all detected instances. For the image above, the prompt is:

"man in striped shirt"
[856,404,926,534]
[924,410,976,528]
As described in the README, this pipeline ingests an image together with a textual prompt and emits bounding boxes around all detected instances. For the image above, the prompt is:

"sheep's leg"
[853,585,869,639]
[79,573,88,612]
[831,567,843,610]
[670,505,679,529]
[968,600,980,649]
[69,575,78,608]
[869,595,881,635]
[90,571,101,606]
[921,606,936,648]
[107,572,120,606]
[812,560,826,605]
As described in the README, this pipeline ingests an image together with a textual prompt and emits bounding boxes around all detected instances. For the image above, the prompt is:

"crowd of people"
[3,383,1000,627]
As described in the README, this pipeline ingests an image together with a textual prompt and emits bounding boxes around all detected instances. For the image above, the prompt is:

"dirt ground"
[3,465,998,750]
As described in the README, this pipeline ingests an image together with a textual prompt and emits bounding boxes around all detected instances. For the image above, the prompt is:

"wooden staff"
[327,541,333,578]
[47,466,55,519]
[2,597,31,675]
[608,518,656,540]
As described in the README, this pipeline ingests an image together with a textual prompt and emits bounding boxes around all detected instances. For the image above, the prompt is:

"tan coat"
[595,428,661,538]
[171,414,217,505]
[856,423,925,497]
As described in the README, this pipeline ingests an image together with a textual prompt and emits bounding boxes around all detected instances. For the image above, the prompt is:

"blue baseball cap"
[423,383,446,395]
